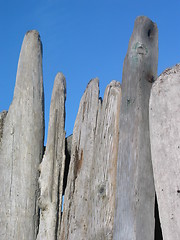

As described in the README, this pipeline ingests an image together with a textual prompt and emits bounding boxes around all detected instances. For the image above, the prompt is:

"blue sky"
[0,0,179,142]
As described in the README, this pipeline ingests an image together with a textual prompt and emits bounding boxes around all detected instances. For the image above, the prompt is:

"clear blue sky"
[0,0,179,143]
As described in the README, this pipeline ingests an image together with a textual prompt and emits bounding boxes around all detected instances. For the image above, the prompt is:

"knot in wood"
[98,183,106,198]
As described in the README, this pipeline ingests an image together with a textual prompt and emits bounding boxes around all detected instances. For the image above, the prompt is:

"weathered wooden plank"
[60,78,100,240]
[60,78,121,240]
[37,73,66,240]
[149,64,180,240]
[113,16,158,240]
[0,31,44,240]
[88,80,121,239]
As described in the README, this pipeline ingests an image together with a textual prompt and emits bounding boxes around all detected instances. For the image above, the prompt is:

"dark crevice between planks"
[154,193,163,240]
[61,134,73,215]
[63,135,72,195]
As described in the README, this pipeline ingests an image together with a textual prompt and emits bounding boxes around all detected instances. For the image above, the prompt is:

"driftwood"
[88,81,121,239]
[0,31,44,240]
[113,16,158,240]
[60,79,121,239]
[60,78,100,240]
[149,64,180,240]
[0,16,180,240]
[37,73,66,240]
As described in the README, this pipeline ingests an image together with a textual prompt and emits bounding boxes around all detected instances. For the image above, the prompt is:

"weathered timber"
[60,78,100,240]
[0,31,44,240]
[113,16,158,240]
[88,80,121,239]
[60,79,121,240]
[37,73,66,240]
[149,64,180,240]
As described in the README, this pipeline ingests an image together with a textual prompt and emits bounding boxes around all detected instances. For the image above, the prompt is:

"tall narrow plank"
[88,81,121,239]
[60,78,100,240]
[0,31,44,240]
[149,64,180,240]
[113,16,158,240]
[37,73,66,240]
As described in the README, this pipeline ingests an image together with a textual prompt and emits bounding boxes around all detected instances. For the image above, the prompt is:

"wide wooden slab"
[150,64,180,240]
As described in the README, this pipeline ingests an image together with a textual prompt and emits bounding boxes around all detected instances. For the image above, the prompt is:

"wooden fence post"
[37,73,66,240]
[0,31,44,240]
[113,16,158,240]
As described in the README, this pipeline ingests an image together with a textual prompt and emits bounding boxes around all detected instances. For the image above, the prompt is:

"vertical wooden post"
[113,16,158,240]
[37,73,66,240]
[88,81,121,239]
[60,78,100,240]
[0,31,44,240]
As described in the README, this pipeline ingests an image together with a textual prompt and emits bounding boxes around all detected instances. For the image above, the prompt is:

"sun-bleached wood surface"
[113,16,158,240]
[1,16,179,240]
[150,64,180,240]
[37,73,66,240]
[0,30,44,240]
[60,79,121,240]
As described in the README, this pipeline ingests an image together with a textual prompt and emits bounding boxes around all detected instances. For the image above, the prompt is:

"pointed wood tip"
[26,30,40,37]
[24,30,42,48]
[55,72,66,89]
[135,16,156,24]
[52,72,66,100]
[13,28,44,104]
[104,80,121,99]
[87,77,99,88]
[133,16,158,40]
[108,80,121,89]
[81,77,99,97]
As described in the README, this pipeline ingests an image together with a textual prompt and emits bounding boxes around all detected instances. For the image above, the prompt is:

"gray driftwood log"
[149,64,180,240]
[37,73,66,240]
[113,16,158,240]
[60,78,121,240]
[0,31,44,240]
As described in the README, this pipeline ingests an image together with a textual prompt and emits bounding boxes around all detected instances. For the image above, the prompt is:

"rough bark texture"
[149,64,180,240]
[113,16,158,240]
[60,78,121,240]
[37,73,66,240]
[0,31,44,240]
